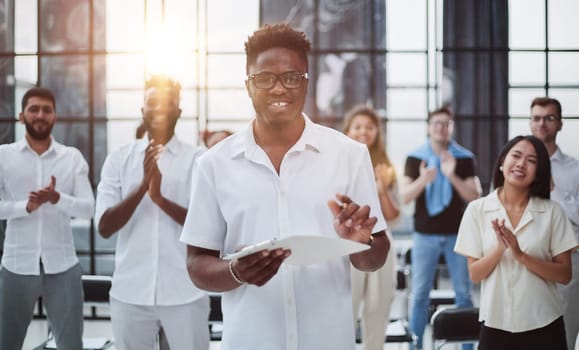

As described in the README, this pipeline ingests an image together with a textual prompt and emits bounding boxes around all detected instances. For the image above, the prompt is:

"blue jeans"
[409,233,473,350]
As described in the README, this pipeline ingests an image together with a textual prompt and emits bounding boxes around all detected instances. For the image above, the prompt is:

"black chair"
[430,307,480,350]
[208,293,224,341]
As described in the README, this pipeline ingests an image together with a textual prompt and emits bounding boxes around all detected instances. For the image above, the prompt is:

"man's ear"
[18,112,24,124]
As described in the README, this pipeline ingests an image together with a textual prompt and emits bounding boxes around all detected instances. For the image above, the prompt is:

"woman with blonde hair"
[343,104,399,350]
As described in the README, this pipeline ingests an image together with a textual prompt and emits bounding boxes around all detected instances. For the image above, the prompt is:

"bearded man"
[0,87,95,349]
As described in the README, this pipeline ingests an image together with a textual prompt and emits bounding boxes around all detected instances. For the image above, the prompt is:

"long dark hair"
[491,135,551,199]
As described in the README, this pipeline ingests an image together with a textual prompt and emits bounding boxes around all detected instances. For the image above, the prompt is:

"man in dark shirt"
[401,106,481,350]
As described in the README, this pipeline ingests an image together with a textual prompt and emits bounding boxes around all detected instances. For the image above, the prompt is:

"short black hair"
[145,75,181,95]
[531,96,562,118]
[244,23,311,74]
[492,135,551,199]
[21,87,56,112]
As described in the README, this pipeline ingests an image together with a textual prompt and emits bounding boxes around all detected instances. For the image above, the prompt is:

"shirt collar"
[483,188,547,213]
[17,136,60,155]
[551,146,565,162]
[229,114,321,160]
[136,134,181,155]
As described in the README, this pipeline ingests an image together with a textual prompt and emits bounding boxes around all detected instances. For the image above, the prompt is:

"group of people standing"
[0,23,577,350]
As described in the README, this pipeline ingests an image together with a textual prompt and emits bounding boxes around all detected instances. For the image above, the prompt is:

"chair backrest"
[431,307,480,347]
[82,275,112,305]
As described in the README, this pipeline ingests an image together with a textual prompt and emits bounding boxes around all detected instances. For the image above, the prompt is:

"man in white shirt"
[95,75,209,350]
[0,87,95,350]
[181,24,390,350]
[529,96,579,350]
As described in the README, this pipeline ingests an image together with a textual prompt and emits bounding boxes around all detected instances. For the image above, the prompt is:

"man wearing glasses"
[181,23,390,350]
[401,106,481,350]
[529,97,579,350]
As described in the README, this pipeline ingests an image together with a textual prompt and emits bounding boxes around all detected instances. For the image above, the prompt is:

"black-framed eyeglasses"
[247,72,308,89]
[531,115,560,123]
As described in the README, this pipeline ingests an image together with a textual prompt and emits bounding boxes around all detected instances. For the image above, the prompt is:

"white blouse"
[455,189,578,332]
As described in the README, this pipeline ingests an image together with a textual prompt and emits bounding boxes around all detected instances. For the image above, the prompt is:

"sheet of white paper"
[223,235,370,266]
[44,337,111,349]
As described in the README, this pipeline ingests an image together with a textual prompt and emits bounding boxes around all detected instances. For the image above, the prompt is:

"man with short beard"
[0,87,95,349]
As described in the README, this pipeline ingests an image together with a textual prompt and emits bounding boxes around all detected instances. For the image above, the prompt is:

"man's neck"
[25,134,51,155]
[543,140,558,157]
[429,138,449,154]
[148,131,174,146]
[253,117,305,149]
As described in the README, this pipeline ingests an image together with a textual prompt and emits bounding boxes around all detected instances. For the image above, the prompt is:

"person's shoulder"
[311,122,364,150]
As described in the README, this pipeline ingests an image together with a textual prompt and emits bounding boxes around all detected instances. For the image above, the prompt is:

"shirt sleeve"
[404,157,420,180]
[94,151,123,229]
[455,200,484,258]
[549,201,579,256]
[0,148,29,219]
[54,149,95,219]
[180,156,227,251]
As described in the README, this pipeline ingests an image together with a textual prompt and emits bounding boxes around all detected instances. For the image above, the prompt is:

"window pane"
[555,119,579,159]
[508,118,531,140]
[508,88,546,116]
[39,0,91,52]
[548,0,579,49]
[207,90,253,119]
[14,56,38,86]
[548,89,579,115]
[387,121,427,173]
[165,0,198,51]
[15,0,37,53]
[509,52,545,85]
[207,54,246,88]
[107,54,145,89]
[387,0,426,50]
[509,0,545,49]
[207,0,258,52]
[387,89,427,118]
[388,53,427,86]
[106,90,142,119]
[548,53,579,85]
[106,0,144,52]
[180,90,199,120]
[41,56,90,117]
[106,120,142,154]
[174,119,199,146]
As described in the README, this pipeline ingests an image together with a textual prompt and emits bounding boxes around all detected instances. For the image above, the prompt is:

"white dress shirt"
[455,189,578,332]
[551,147,579,240]
[95,135,206,306]
[0,138,94,275]
[181,116,387,350]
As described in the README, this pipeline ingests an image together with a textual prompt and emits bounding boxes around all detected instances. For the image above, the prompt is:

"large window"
[508,0,579,159]
[2,0,578,278]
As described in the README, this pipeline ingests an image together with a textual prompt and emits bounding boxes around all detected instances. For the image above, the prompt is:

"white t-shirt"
[455,189,578,332]
[181,116,387,350]
[0,138,94,275]
[95,135,207,306]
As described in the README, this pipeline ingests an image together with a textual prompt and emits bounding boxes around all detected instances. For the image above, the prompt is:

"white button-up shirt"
[551,147,579,241]
[181,116,387,350]
[455,189,578,332]
[0,138,94,275]
[95,135,207,306]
